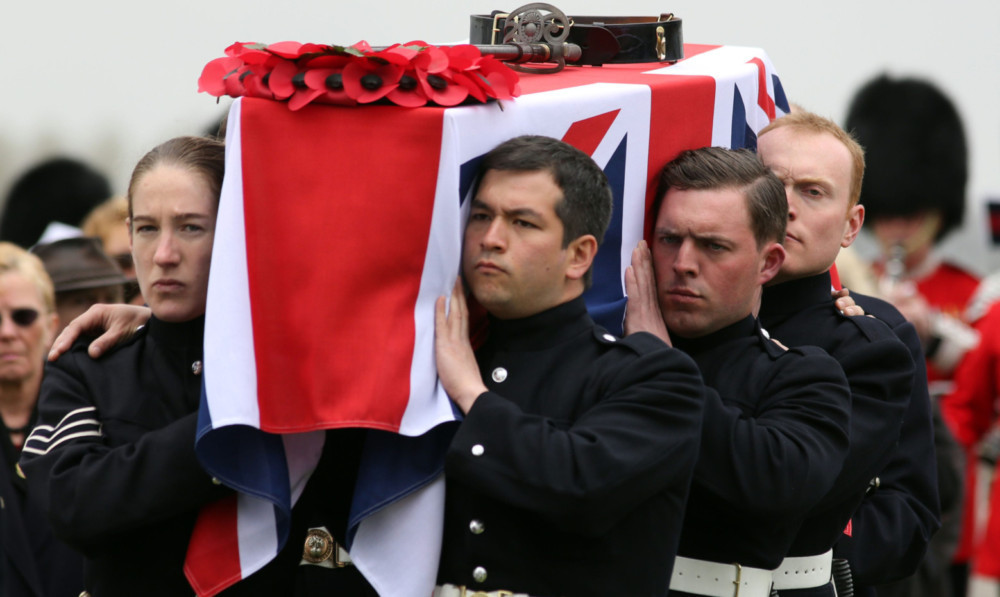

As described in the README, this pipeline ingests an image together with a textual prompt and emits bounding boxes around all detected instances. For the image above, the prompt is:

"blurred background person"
[845,73,976,597]
[0,242,84,596]
[846,74,979,386]
[81,197,142,304]
[0,158,112,249]
[946,273,1000,597]
[31,237,127,335]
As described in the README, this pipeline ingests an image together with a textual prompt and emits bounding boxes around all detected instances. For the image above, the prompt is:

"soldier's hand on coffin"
[435,277,489,414]
[624,240,671,345]
[48,303,152,361]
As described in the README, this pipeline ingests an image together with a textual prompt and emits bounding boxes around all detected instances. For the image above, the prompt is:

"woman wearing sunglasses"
[18,136,252,596]
[0,242,86,597]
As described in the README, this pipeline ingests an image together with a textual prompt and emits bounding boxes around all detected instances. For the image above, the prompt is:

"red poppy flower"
[369,42,422,66]
[302,68,356,108]
[198,56,243,96]
[225,42,272,65]
[240,65,275,100]
[441,45,482,71]
[386,71,429,108]
[342,59,403,103]
[416,69,469,106]
[266,60,300,100]
[473,57,521,100]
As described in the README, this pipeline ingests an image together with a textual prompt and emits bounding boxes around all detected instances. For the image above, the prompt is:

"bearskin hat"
[845,74,967,241]
[0,157,112,248]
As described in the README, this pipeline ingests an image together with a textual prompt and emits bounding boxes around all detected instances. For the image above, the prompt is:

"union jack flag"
[184,43,789,596]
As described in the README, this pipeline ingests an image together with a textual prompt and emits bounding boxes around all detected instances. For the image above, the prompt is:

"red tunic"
[926,262,985,566]
[944,301,1000,576]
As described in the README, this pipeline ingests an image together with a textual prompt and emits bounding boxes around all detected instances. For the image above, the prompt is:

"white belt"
[670,556,774,597]
[433,584,531,597]
[771,549,833,590]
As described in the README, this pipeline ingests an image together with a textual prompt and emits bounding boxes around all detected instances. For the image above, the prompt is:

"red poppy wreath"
[198,40,521,109]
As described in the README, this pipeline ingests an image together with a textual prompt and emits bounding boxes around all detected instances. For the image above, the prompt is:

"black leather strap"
[470,12,683,65]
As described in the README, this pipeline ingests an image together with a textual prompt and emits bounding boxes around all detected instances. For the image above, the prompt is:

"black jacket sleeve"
[834,307,941,584]
[20,353,228,553]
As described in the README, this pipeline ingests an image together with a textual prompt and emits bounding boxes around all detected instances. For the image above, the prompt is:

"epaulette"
[600,328,671,355]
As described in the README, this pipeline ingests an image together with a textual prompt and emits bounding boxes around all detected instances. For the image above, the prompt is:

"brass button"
[491,367,508,383]
[192,360,203,375]
[303,527,335,564]
[472,566,488,583]
[469,519,485,535]
[211,477,222,486]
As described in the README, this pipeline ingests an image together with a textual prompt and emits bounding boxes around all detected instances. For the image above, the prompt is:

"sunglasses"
[2,308,40,328]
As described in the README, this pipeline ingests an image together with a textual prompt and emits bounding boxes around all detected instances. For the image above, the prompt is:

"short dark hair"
[478,136,612,287]
[127,136,226,219]
[655,147,787,248]
[845,74,967,241]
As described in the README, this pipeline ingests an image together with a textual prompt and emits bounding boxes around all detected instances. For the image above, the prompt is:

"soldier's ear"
[758,241,786,286]
[841,203,864,248]
[565,234,598,282]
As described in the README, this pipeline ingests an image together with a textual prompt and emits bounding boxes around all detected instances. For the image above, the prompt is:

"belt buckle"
[732,562,742,597]
[490,13,510,44]
[301,526,350,568]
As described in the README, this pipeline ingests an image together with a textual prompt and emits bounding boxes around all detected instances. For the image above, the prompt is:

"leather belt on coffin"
[470,12,683,65]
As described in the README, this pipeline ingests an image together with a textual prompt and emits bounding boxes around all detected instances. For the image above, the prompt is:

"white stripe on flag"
[236,494,279,577]
[399,114,465,436]
[351,474,445,597]
[205,97,261,428]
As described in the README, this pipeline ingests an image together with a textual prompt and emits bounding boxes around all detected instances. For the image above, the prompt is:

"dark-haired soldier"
[433,135,706,597]
[757,111,923,597]
[625,146,851,597]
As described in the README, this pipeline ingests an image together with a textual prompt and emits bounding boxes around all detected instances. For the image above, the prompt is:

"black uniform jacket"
[760,272,915,558]
[1,414,84,597]
[673,315,851,570]
[19,316,229,597]
[834,294,941,589]
[437,297,706,597]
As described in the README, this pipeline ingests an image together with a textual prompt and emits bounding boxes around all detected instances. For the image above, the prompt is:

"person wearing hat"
[845,75,978,597]
[32,237,127,335]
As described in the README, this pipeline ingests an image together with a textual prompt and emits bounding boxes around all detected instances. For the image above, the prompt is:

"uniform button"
[469,519,485,534]
[211,477,223,485]
[472,566,488,583]
[192,360,203,375]
[602,333,616,342]
[471,444,485,456]
[491,367,508,383]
